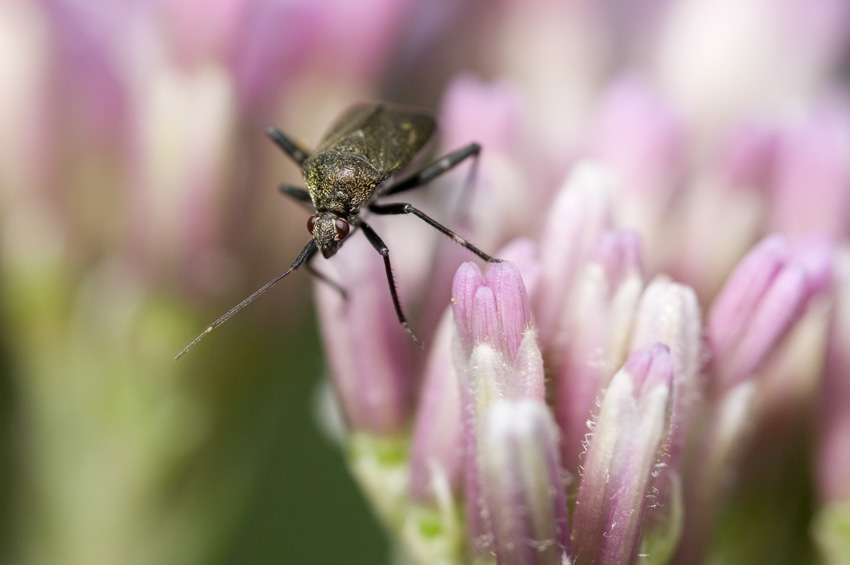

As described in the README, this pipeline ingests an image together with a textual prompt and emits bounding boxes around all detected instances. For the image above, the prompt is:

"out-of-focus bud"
[590,75,686,261]
[708,234,831,390]
[315,234,419,435]
[534,161,614,349]
[553,230,644,473]
[769,101,850,239]
[408,309,463,502]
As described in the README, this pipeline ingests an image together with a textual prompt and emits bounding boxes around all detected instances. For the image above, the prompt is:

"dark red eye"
[307,215,318,234]
[334,217,350,241]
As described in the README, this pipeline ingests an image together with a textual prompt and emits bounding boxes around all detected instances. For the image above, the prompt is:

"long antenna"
[175,240,317,360]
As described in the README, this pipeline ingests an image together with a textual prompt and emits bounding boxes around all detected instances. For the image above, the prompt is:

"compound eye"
[334,217,350,241]
[307,215,318,234]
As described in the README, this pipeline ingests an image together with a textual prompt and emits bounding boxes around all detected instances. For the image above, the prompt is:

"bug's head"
[308,212,351,258]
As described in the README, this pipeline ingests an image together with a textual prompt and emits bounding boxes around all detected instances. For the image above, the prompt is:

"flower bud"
[573,344,674,564]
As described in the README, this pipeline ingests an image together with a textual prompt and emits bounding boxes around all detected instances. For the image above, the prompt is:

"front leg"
[359,221,422,347]
[368,202,501,263]
[306,261,347,300]
[278,184,314,211]
[266,125,310,165]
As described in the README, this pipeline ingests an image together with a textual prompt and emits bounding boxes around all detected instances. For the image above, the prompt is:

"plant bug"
[175,103,500,359]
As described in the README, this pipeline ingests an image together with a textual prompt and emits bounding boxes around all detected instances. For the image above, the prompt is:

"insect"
[176,103,501,359]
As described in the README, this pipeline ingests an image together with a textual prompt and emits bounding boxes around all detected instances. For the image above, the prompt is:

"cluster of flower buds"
[317,138,840,562]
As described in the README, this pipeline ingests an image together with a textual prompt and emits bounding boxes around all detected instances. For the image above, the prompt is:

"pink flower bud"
[315,234,418,435]
[553,230,645,473]
[535,162,614,348]
[451,260,545,556]
[479,400,571,563]
[408,310,463,502]
[573,344,675,564]
[769,102,850,239]
[708,234,832,389]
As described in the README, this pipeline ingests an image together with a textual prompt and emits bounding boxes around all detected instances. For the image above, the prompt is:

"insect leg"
[359,221,423,347]
[306,262,348,300]
[384,142,480,196]
[266,125,310,165]
[279,184,311,202]
[278,184,314,212]
[368,202,501,263]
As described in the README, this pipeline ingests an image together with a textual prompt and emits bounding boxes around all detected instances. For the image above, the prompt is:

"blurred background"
[0,0,847,563]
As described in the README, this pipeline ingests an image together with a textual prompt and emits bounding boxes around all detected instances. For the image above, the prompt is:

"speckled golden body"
[303,104,435,257]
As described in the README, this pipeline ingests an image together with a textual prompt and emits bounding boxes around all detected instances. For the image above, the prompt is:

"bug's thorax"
[303,150,382,213]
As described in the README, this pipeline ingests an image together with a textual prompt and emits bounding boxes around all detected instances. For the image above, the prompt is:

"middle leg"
[384,142,481,196]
